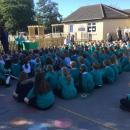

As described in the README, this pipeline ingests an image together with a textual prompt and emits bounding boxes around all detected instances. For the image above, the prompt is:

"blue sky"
[34,0,130,18]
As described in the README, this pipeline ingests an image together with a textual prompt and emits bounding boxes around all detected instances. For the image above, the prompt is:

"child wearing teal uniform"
[24,71,55,110]
[110,56,119,80]
[119,53,129,71]
[45,65,58,90]
[102,60,115,83]
[80,64,95,93]
[34,57,42,74]
[40,53,46,67]
[121,53,130,72]
[57,67,77,99]
[11,59,21,78]
[91,62,103,89]
[70,61,80,88]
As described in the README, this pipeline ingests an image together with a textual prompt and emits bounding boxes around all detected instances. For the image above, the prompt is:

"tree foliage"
[0,0,35,33]
[37,0,62,33]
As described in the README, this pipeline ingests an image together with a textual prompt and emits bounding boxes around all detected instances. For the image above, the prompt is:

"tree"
[37,0,62,33]
[0,0,35,33]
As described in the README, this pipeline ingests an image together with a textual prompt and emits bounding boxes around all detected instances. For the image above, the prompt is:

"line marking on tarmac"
[58,106,118,130]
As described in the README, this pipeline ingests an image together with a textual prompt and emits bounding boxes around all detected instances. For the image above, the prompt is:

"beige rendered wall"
[63,21,104,41]
[90,21,103,41]
[103,19,130,40]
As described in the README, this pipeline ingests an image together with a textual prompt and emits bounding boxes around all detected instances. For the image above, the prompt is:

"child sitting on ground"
[34,57,42,74]
[13,72,34,102]
[70,61,80,90]
[11,58,21,79]
[110,56,119,81]
[56,67,77,99]
[80,64,95,93]
[91,62,103,89]
[102,60,115,84]
[45,65,58,90]
[24,71,55,110]
[22,57,31,77]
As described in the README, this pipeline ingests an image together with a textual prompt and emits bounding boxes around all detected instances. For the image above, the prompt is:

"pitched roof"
[63,4,130,23]
[124,9,130,14]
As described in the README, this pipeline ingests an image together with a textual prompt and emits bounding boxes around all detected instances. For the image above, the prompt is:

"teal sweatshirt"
[45,71,58,89]
[91,69,103,88]
[102,66,115,83]
[80,72,95,93]
[27,88,55,109]
[70,68,80,85]
[58,75,77,99]
[11,63,21,78]
[110,64,119,80]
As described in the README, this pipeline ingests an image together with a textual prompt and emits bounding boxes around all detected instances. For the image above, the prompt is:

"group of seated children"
[0,41,130,110]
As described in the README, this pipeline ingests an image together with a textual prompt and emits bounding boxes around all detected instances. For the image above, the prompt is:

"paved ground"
[0,72,130,130]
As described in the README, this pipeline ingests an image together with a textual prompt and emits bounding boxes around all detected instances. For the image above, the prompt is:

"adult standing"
[71,35,75,45]
[15,32,25,51]
[0,26,9,53]
[124,32,129,43]
[106,33,113,44]
[116,27,122,41]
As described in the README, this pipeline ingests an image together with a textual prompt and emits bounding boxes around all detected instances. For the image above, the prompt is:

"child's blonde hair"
[70,61,76,68]
[62,67,71,83]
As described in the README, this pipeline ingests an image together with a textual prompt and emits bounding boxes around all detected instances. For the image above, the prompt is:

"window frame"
[87,22,96,32]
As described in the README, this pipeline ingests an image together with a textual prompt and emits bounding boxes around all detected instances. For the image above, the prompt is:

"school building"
[52,4,130,41]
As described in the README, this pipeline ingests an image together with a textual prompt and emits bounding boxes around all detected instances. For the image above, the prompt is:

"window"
[87,27,92,32]
[70,24,73,32]
[87,22,96,32]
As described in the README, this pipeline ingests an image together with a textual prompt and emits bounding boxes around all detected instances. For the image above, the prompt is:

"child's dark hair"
[78,56,84,65]
[46,57,53,65]
[80,64,86,73]
[24,57,29,69]
[34,71,50,95]
[92,62,100,70]
[103,60,111,66]
[111,55,117,64]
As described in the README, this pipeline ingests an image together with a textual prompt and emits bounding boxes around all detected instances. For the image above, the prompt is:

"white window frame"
[87,22,96,32]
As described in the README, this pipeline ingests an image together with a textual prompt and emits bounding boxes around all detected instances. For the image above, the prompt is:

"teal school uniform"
[58,75,77,99]
[102,66,115,83]
[110,64,119,80]
[40,55,46,66]
[34,63,42,72]
[123,63,130,72]
[27,87,55,109]
[84,59,91,71]
[80,72,95,93]
[91,69,103,88]
[119,56,129,70]
[45,71,58,90]
[11,63,21,78]
[70,68,80,86]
